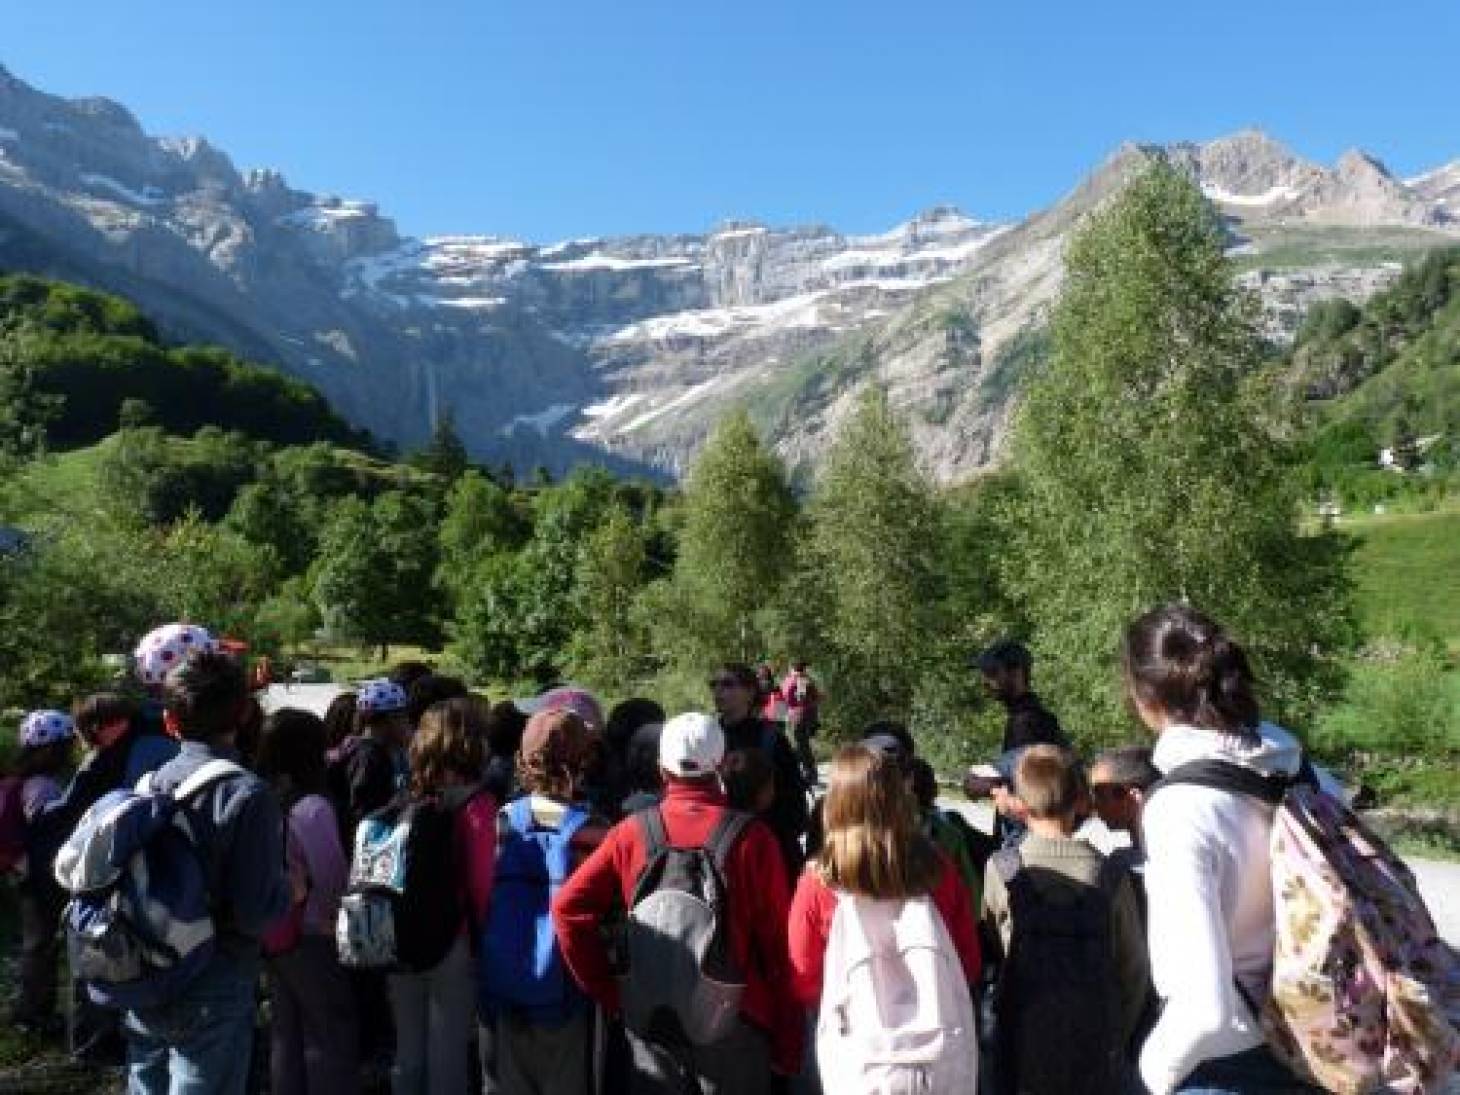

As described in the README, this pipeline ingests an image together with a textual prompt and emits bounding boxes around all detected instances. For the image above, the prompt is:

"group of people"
[0,603,1428,1094]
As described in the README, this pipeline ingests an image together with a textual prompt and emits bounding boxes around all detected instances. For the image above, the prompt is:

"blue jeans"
[1178,1045,1319,1094]
[124,952,259,1095]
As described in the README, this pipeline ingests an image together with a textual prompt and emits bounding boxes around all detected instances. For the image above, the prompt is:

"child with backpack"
[553,711,804,1095]
[256,708,359,1095]
[788,743,981,1094]
[332,677,412,839]
[1125,604,1459,1094]
[981,744,1148,1095]
[340,697,496,1095]
[7,710,77,1035]
[57,647,289,1095]
[477,709,610,1095]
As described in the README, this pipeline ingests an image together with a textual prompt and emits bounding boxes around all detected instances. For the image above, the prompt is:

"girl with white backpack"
[788,744,982,1093]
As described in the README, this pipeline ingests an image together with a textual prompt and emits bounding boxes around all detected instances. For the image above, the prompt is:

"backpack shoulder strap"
[1151,759,1289,804]
[705,809,752,872]
[634,806,669,861]
[171,759,248,803]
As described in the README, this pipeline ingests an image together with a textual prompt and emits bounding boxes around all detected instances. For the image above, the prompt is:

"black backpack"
[620,807,751,1049]
[992,848,1125,1095]
[337,786,473,973]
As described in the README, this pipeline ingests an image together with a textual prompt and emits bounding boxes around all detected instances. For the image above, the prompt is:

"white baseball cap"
[658,712,725,777]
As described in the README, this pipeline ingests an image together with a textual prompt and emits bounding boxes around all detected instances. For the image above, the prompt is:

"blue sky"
[5,1,1457,242]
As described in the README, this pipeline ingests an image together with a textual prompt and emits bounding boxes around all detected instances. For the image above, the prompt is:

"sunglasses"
[1090,782,1135,798]
[708,677,746,690]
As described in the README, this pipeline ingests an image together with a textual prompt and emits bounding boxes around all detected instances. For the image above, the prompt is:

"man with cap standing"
[975,639,1068,754]
[552,713,803,1094]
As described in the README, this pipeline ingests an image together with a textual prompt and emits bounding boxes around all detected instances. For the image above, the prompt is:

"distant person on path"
[781,662,821,787]
[553,712,804,1094]
[1123,603,1320,1094]
[122,648,289,1095]
[710,662,809,881]
[755,663,785,723]
[981,744,1148,1095]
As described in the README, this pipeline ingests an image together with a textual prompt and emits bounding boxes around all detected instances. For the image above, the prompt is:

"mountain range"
[1,63,1456,480]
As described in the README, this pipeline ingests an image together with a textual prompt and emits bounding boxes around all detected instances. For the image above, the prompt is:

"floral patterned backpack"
[1158,760,1460,1094]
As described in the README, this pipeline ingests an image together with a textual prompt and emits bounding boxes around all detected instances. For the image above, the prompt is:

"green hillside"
[0,273,371,452]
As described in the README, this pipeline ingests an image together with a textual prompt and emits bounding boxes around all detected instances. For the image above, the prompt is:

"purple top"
[287,793,349,935]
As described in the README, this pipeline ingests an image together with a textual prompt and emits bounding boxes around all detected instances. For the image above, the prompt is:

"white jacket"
[1138,721,1310,1094]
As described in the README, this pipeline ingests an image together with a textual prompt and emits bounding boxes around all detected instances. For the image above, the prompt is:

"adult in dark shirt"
[975,639,1068,752]
[711,662,808,881]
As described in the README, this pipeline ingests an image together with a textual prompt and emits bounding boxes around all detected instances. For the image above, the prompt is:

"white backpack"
[816,893,978,1095]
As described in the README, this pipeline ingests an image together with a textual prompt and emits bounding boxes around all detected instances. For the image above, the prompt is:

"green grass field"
[1344,505,1460,646]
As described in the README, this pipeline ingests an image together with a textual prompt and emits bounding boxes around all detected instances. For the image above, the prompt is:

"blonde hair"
[1013,744,1084,820]
[817,745,939,899]
[409,698,485,796]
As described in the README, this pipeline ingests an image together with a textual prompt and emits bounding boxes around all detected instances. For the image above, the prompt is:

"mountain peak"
[1336,148,1395,181]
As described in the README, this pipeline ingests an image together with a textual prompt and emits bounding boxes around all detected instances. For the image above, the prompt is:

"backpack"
[336,787,469,973]
[817,892,978,1094]
[992,847,1125,1095]
[1156,759,1460,1094]
[52,759,247,1010]
[478,797,591,1022]
[0,776,26,874]
[620,807,751,1048]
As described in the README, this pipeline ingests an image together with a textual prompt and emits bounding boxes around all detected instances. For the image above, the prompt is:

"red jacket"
[787,852,982,1008]
[551,778,804,1074]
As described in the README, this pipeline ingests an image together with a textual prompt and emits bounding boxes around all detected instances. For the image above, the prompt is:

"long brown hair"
[409,698,485,796]
[1122,602,1261,740]
[817,745,940,899]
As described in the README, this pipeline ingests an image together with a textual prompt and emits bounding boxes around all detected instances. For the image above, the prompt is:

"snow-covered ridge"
[541,253,697,273]
[1201,182,1301,207]
[278,198,377,230]
[79,172,167,207]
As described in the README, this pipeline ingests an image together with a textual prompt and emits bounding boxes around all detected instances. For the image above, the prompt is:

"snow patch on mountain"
[541,253,697,273]
[0,127,18,143]
[1201,182,1301,207]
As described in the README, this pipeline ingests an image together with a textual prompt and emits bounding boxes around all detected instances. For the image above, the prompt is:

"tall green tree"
[1000,160,1354,743]
[414,409,471,484]
[567,504,651,692]
[311,497,399,658]
[799,388,945,734]
[436,470,527,610]
[657,410,796,669]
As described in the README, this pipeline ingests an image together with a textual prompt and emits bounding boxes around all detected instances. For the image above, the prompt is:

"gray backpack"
[620,808,751,1048]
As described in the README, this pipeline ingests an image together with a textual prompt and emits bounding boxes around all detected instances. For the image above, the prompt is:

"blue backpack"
[477,797,590,1023]
[52,759,246,1010]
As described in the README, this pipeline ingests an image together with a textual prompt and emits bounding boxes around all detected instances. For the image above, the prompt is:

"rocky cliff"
[1,69,1455,481]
